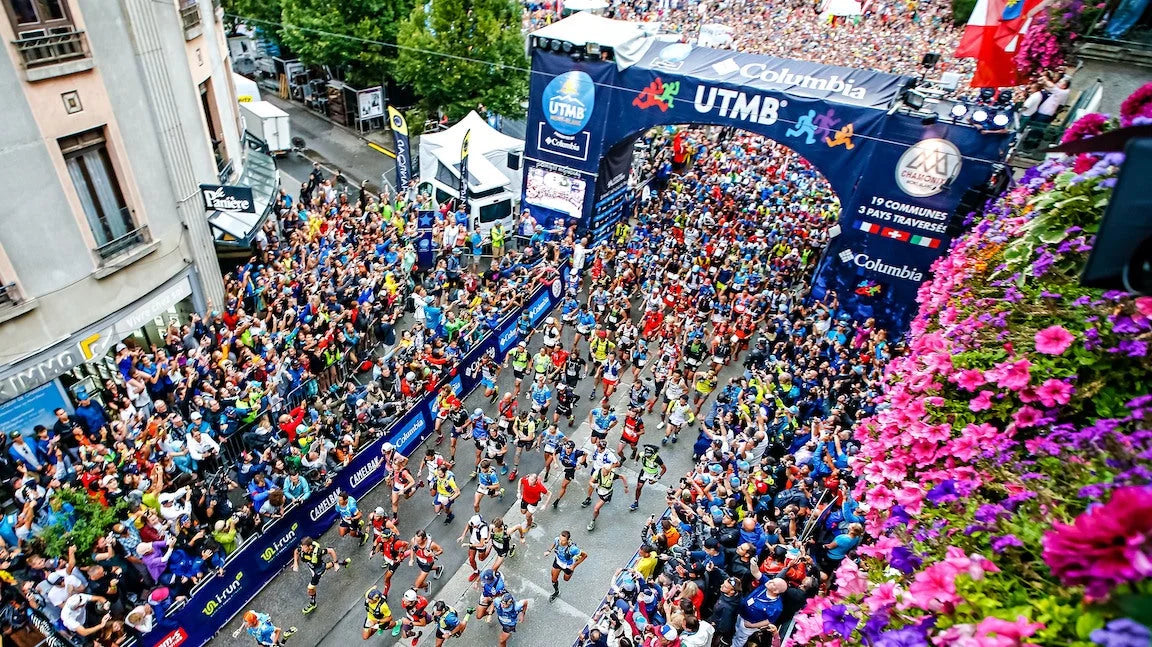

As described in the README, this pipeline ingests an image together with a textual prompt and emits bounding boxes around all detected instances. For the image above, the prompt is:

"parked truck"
[237,100,292,156]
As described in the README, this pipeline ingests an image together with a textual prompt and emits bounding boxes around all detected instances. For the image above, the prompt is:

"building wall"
[1072,43,1152,116]
[0,0,237,403]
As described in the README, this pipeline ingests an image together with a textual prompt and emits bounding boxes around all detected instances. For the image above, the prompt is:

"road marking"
[368,142,397,158]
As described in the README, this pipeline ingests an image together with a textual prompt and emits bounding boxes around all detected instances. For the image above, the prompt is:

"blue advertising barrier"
[142,275,567,647]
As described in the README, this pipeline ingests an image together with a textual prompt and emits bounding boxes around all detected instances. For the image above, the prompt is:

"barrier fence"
[141,268,570,647]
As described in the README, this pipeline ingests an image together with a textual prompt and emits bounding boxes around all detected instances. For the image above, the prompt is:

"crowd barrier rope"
[140,267,571,647]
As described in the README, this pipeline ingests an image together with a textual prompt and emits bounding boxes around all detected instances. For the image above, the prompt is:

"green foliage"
[279,0,415,89]
[222,0,285,36]
[40,488,127,563]
[395,0,529,120]
[951,0,978,26]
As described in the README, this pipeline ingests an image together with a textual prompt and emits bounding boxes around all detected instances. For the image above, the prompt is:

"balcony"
[13,30,94,82]
[0,283,36,324]
[180,1,203,40]
[96,222,152,261]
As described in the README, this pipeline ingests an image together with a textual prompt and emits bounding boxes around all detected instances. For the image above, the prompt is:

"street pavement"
[262,94,399,195]
[207,311,754,647]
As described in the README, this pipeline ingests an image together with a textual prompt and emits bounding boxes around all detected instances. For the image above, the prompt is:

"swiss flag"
[955,0,1025,87]
[881,227,911,242]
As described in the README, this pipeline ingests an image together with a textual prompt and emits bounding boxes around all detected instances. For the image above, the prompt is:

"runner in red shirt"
[517,473,550,530]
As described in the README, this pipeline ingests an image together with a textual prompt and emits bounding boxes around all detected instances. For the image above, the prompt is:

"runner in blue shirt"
[529,378,552,417]
[550,440,587,510]
[243,610,295,646]
[539,424,565,481]
[431,600,468,647]
[473,459,504,513]
[544,530,587,602]
[494,593,530,647]
[470,568,507,622]
[469,408,493,477]
[335,491,368,546]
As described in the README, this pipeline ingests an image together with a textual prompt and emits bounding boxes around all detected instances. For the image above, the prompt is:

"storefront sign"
[200,184,256,213]
[0,381,73,437]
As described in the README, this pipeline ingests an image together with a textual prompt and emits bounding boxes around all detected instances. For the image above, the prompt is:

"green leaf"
[1075,611,1105,639]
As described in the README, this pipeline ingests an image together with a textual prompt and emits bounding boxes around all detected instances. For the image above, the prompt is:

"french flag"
[955,0,1036,87]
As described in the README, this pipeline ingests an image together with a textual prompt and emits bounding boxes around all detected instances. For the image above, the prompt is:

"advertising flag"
[460,129,471,209]
[954,0,1023,87]
[387,106,412,192]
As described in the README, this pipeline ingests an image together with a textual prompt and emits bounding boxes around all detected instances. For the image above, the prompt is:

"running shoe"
[302,603,316,615]
[359,533,369,546]
[444,513,454,524]
[587,519,596,531]
[342,558,352,566]
[552,500,560,510]
[284,627,298,639]
[581,497,592,508]
[671,434,679,444]
[434,565,445,579]
[629,502,639,511]
[391,625,402,637]
[508,470,517,482]
[465,606,476,615]
[468,571,480,582]
[469,471,477,479]
[508,544,517,558]
[549,591,560,603]
[500,465,509,476]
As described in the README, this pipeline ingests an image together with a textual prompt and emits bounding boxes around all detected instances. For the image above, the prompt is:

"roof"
[422,111,523,192]
[531,12,652,49]
[237,100,289,119]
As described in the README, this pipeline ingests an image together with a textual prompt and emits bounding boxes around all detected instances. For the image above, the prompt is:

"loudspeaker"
[1082,138,1152,295]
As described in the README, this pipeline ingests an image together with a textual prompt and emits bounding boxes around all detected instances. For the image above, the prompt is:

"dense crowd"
[0,159,566,646]
[564,128,894,647]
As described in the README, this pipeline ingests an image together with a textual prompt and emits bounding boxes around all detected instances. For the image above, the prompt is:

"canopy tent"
[419,111,524,197]
[697,23,734,48]
[560,0,608,11]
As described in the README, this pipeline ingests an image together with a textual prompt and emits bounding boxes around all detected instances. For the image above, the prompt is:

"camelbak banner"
[522,14,1010,333]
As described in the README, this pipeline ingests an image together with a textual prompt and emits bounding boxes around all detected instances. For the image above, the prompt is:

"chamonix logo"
[895,138,962,198]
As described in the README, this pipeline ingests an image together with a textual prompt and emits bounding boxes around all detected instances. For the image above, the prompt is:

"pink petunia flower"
[1012,405,1043,428]
[954,368,987,391]
[1036,378,1074,407]
[1042,486,1152,597]
[975,615,1045,645]
[1034,325,1075,355]
[970,390,995,412]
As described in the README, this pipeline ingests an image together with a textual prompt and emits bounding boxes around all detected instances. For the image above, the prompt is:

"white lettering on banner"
[349,457,383,489]
[261,523,299,562]
[1,351,78,401]
[393,415,427,453]
[201,187,253,212]
[710,58,869,101]
[543,136,583,152]
[309,491,340,521]
[549,100,585,122]
[526,294,550,326]
[201,572,244,617]
[851,253,925,282]
[693,86,780,126]
[464,347,496,380]
[499,325,519,352]
[155,628,188,647]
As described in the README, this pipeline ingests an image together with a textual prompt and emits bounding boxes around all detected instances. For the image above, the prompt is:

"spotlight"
[586,42,601,57]
[992,113,1010,127]
[922,113,939,125]
[535,37,548,50]
[561,41,573,54]
[550,39,562,52]
[903,90,925,110]
[971,109,989,124]
[950,104,968,119]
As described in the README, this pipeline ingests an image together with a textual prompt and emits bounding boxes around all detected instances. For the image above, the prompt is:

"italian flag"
[910,234,941,248]
[856,220,882,234]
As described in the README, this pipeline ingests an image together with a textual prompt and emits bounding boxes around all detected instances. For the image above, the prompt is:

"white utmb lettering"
[549,100,585,121]
[693,86,780,126]
[852,254,925,282]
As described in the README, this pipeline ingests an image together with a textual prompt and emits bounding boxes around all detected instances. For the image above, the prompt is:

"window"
[479,199,512,223]
[5,0,68,28]
[59,129,138,256]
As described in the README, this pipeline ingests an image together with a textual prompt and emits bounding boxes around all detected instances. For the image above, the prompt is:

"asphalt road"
[207,302,755,647]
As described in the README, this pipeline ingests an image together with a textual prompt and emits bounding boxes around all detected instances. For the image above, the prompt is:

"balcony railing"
[13,30,89,69]
[180,1,201,34]
[0,283,21,308]
[95,222,151,260]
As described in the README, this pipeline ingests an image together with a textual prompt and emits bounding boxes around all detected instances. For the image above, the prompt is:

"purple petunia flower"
[1090,618,1151,647]
[889,545,923,574]
[875,626,929,647]
[991,534,1025,552]
[926,480,959,505]
[822,604,858,639]
[862,607,891,643]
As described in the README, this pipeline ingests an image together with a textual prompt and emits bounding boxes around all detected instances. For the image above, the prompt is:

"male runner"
[584,464,629,531]
[243,610,295,646]
[617,406,646,462]
[335,491,369,546]
[631,444,667,512]
[409,529,445,592]
[292,536,349,614]
[432,464,461,524]
[506,341,530,398]
[397,589,430,645]
[517,472,549,530]
[508,410,537,482]
[553,383,578,427]
[473,459,504,512]
[361,587,396,639]
[544,530,587,602]
[587,401,618,445]
[457,514,492,582]
[489,517,524,573]
[431,600,468,646]
[539,424,566,481]
[551,440,587,510]
[468,408,494,477]
[372,525,410,596]
[471,568,507,622]
[495,592,530,647]
[389,455,420,517]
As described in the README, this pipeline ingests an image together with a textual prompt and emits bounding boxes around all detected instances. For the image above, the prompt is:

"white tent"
[561,0,608,11]
[819,0,863,16]
[418,111,524,235]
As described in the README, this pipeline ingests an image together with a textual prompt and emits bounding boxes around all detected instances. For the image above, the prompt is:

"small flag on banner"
[856,220,882,234]
[881,227,911,242]
[909,234,941,248]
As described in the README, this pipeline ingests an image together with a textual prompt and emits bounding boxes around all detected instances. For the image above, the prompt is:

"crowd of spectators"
[0,161,567,646]
[572,128,892,647]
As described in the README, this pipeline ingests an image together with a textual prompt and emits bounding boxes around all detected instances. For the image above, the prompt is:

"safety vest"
[641,454,661,476]
[491,225,505,247]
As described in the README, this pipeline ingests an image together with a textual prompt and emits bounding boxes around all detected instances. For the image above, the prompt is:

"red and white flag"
[955,0,1029,87]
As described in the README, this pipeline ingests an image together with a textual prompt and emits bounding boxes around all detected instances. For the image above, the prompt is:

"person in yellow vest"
[490,222,506,259]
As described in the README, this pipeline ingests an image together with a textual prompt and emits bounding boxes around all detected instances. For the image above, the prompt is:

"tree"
[279,0,415,89]
[951,0,978,26]
[221,0,285,42]
[395,0,529,121]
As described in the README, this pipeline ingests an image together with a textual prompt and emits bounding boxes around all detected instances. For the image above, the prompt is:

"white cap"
[375,506,386,516]
[403,590,418,603]
[469,514,483,526]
